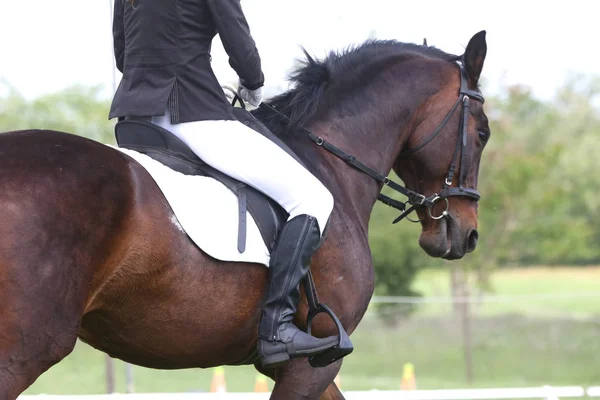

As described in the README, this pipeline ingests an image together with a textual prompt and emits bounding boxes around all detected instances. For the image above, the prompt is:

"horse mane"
[252,39,461,134]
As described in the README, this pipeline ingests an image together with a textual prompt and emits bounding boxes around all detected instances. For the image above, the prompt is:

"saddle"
[114,108,298,254]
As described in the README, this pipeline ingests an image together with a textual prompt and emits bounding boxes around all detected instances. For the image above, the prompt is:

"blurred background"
[1,0,599,395]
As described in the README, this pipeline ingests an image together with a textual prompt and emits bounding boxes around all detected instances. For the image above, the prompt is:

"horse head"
[394,31,489,259]
[254,31,490,261]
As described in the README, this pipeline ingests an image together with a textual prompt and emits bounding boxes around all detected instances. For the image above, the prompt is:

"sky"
[1,1,599,102]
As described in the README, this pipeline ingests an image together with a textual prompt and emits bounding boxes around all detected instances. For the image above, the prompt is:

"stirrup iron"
[303,270,354,367]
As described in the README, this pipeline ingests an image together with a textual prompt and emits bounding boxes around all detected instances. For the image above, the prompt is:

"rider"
[109,0,339,367]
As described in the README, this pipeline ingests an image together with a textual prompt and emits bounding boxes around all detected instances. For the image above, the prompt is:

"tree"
[0,80,115,144]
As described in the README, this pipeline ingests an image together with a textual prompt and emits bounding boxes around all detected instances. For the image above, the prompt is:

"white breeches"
[150,113,334,234]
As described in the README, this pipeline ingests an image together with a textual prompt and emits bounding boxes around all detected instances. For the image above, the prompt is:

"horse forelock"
[253,39,462,135]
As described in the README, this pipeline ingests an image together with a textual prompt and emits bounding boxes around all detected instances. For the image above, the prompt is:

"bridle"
[236,59,485,224]
[389,61,485,223]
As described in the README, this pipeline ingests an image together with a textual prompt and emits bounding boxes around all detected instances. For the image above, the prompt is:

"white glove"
[238,82,263,108]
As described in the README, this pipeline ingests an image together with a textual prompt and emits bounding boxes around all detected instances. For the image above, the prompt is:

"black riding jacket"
[109,0,264,123]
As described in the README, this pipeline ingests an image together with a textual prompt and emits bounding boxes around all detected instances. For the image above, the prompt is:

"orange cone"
[254,374,269,392]
[210,366,227,393]
[401,363,416,390]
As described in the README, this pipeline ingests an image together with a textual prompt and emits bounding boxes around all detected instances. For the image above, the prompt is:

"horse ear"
[463,30,487,85]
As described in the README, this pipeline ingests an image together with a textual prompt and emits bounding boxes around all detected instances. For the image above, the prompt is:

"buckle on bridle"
[415,194,427,205]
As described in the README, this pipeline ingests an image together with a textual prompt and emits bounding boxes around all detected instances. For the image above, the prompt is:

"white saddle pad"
[108,145,271,267]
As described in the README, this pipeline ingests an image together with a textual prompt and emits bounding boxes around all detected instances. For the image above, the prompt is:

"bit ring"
[428,198,450,220]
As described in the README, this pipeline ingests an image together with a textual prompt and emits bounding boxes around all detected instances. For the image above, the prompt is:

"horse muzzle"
[418,213,479,260]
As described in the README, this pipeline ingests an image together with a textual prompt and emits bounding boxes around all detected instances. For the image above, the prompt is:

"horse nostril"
[466,229,479,253]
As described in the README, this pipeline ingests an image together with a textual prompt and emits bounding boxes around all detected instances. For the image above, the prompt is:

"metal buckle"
[315,137,324,146]
[427,197,450,220]
[429,194,441,203]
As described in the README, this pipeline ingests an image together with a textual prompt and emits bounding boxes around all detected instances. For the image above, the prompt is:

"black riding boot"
[258,214,339,368]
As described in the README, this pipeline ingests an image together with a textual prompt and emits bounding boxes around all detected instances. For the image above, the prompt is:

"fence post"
[125,363,135,393]
[460,284,473,383]
[105,355,116,393]
[451,264,473,384]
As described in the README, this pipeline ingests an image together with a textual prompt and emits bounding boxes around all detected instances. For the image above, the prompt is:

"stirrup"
[303,271,354,368]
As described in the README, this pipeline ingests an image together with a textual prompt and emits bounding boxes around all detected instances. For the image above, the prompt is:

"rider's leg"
[151,114,339,367]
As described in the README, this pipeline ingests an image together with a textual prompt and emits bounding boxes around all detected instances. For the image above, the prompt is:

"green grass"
[411,266,600,318]
[24,267,600,394]
[345,312,600,390]
[415,266,600,297]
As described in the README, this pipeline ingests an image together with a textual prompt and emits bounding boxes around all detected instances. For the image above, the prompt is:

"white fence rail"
[344,387,587,400]
[19,386,600,400]
[588,387,600,397]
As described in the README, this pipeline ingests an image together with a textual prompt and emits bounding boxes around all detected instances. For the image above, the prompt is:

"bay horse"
[0,31,489,399]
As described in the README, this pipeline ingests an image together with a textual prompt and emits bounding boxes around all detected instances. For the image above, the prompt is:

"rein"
[259,102,436,222]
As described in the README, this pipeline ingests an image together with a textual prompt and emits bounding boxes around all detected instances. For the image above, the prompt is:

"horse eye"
[478,130,490,143]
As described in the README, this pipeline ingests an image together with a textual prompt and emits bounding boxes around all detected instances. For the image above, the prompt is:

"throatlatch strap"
[406,95,463,154]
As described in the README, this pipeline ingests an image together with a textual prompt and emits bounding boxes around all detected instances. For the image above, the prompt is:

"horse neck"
[281,65,448,225]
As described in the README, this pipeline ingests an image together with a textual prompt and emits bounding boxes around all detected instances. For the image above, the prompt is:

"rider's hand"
[238,80,263,108]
